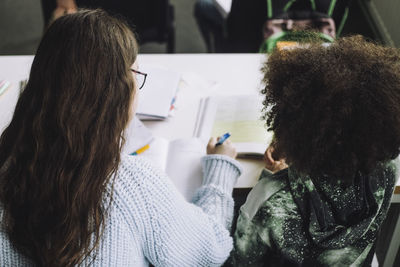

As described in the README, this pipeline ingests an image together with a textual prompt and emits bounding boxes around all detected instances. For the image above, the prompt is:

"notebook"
[135,66,181,120]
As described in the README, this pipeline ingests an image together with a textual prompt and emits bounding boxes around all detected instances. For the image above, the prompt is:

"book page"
[210,95,269,143]
[140,137,170,171]
[193,97,218,142]
[166,138,205,201]
[195,95,273,157]
[193,95,270,188]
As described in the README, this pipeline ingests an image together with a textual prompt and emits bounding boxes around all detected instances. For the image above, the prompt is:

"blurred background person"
[0,0,393,55]
[193,0,225,53]
[194,0,352,53]
[41,0,176,52]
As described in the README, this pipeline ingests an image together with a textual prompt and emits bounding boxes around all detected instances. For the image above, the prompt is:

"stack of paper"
[136,66,181,120]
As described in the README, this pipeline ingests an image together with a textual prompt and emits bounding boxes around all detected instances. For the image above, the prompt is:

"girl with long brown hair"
[0,9,242,266]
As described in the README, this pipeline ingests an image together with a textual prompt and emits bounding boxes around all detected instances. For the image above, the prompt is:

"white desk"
[0,54,268,190]
[0,54,399,266]
[136,53,265,141]
[1,54,397,192]
[0,54,265,136]
[136,54,268,189]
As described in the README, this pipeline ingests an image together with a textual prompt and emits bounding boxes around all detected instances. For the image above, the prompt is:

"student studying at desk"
[0,9,243,266]
[228,36,400,266]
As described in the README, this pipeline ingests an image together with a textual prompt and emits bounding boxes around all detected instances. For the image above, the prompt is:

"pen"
[216,132,231,146]
[130,144,150,155]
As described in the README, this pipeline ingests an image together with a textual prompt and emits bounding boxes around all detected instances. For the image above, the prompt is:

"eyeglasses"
[130,69,148,89]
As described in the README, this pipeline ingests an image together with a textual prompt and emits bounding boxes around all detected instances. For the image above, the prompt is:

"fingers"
[206,137,217,155]
[208,135,231,148]
[207,137,217,148]
[207,136,237,159]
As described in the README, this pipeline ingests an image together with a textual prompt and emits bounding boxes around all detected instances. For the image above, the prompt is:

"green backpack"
[259,0,349,53]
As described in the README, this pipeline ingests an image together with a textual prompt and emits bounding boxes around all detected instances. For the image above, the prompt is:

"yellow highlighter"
[130,144,150,155]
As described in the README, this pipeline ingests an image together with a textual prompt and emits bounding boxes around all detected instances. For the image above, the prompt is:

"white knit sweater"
[0,153,242,266]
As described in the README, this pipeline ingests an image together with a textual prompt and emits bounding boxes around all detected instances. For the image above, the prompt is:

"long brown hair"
[0,9,138,266]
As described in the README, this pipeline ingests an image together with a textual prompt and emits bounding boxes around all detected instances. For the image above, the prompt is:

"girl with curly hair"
[229,36,400,266]
[0,9,242,266]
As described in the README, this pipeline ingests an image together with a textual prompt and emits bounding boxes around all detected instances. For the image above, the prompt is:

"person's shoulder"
[368,159,399,192]
[257,168,299,217]
[106,154,172,215]
[386,157,400,183]
[119,153,164,178]
[119,153,156,170]
[240,168,299,220]
[111,154,168,196]
[258,186,299,217]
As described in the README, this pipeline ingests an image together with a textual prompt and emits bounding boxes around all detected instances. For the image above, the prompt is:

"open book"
[194,94,273,159]
[131,95,272,199]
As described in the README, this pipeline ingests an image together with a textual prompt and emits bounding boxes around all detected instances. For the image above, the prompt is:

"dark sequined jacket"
[229,159,399,266]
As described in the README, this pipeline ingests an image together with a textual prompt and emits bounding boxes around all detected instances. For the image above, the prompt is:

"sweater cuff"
[201,154,243,192]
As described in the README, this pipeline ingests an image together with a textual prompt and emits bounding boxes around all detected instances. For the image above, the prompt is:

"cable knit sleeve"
[114,154,242,267]
[193,154,243,229]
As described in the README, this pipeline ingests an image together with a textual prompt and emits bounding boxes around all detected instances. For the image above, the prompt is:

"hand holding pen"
[207,132,237,159]
[215,132,230,146]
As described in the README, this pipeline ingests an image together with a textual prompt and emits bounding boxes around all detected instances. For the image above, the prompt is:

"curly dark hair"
[262,36,400,183]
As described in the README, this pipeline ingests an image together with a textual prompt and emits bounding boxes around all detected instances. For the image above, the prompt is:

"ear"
[264,146,276,166]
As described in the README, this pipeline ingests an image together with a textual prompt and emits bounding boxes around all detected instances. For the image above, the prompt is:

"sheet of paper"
[138,137,206,200]
[123,116,154,154]
[136,66,181,120]
[140,137,170,171]
[166,138,205,201]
